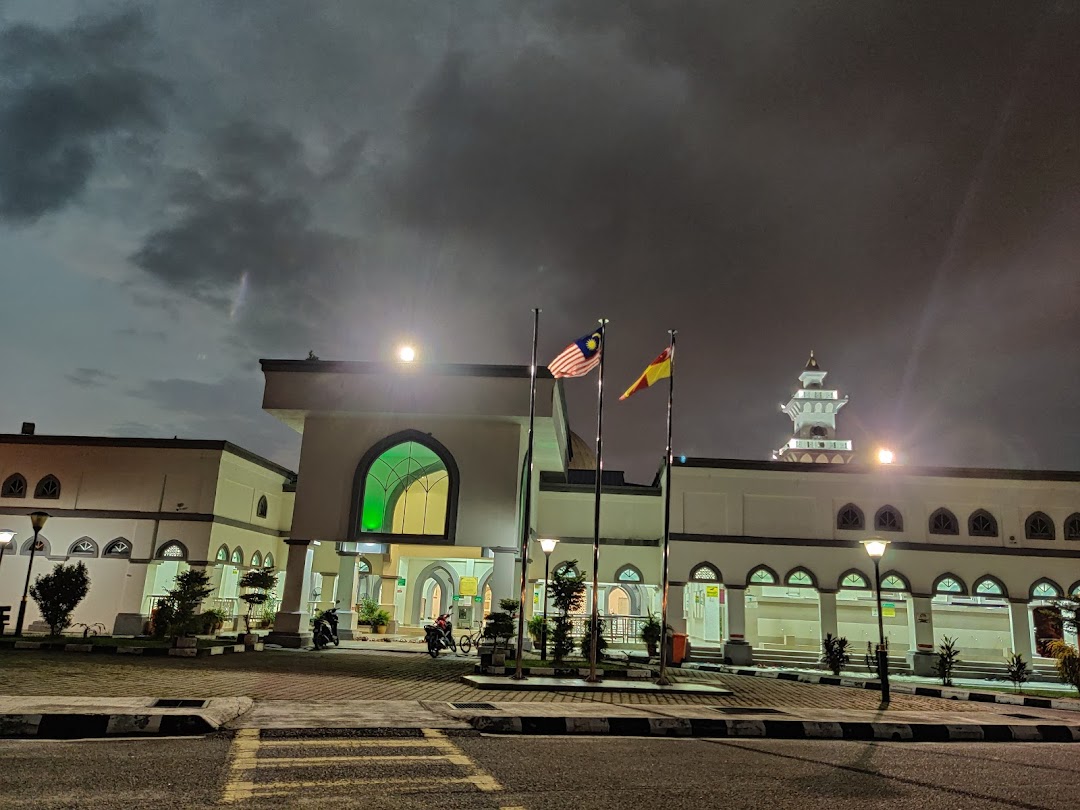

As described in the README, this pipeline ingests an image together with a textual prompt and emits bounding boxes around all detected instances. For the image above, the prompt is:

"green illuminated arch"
[351,431,459,542]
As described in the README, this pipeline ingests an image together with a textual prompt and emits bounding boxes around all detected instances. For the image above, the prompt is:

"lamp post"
[0,530,14,573]
[538,538,558,660]
[15,512,49,636]
[862,537,891,703]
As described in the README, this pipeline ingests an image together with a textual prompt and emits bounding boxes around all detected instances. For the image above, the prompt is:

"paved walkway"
[0,648,992,710]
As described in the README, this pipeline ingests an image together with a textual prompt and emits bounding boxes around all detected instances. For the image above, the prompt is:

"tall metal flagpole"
[587,318,609,684]
[513,308,541,680]
[657,329,677,685]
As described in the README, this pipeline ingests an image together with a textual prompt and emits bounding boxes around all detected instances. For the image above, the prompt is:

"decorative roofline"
[677,456,1080,482]
[260,359,553,379]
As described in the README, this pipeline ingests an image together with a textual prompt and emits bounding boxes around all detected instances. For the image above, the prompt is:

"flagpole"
[657,329,677,686]
[587,318,608,684]
[513,307,540,681]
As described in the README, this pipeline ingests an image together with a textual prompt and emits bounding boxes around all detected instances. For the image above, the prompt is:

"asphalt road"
[0,731,1075,809]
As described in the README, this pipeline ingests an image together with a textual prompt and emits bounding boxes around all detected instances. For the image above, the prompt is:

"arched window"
[928,508,958,536]
[553,562,580,578]
[21,536,49,555]
[251,551,262,567]
[1031,579,1063,600]
[256,495,268,519]
[810,426,827,438]
[68,537,98,557]
[836,504,864,530]
[230,547,244,565]
[968,509,998,538]
[1,473,27,498]
[103,538,131,558]
[33,475,61,499]
[615,564,643,583]
[839,570,870,590]
[874,505,903,532]
[215,545,230,562]
[358,557,372,574]
[156,541,187,560]
[1064,513,1080,541]
[748,566,779,586]
[1069,581,1080,599]
[785,568,816,588]
[880,572,909,591]
[973,577,1007,597]
[1025,512,1055,541]
[690,563,720,582]
[263,553,274,568]
[353,431,458,540]
[933,574,966,595]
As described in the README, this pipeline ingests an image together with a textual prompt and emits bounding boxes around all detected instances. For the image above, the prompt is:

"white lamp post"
[15,511,49,636]
[0,530,14,573]
[862,537,891,702]
[538,537,559,660]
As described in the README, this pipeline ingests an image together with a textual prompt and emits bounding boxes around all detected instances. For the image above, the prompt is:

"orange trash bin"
[670,632,689,665]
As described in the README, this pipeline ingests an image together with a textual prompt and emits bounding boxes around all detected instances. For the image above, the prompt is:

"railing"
[206,598,238,619]
[567,615,649,644]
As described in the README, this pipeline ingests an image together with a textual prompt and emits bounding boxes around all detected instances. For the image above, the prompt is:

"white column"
[1009,600,1034,661]
[908,594,936,676]
[268,540,314,647]
[336,550,359,639]
[667,584,687,634]
[818,591,838,641]
[722,585,753,665]
[319,573,338,612]
[112,562,151,635]
[491,547,516,607]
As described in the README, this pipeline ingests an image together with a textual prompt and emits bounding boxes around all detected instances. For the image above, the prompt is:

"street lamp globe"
[862,538,890,559]
[397,345,417,363]
[877,448,895,464]
[0,530,14,547]
[539,537,558,555]
[30,511,49,531]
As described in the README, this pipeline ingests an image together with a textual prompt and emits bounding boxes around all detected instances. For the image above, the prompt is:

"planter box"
[174,637,198,649]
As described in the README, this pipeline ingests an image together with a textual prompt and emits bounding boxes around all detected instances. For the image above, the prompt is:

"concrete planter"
[174,637,198,649]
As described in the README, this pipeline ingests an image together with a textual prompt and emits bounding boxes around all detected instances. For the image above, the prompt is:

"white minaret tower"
[775,351,854,464]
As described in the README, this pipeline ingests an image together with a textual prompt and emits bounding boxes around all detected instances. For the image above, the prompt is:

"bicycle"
[457,622,484,655]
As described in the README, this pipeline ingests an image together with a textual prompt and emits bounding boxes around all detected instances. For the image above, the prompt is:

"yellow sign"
[882,604,895,618]
[705,585,720,598]
[459,576,478,597]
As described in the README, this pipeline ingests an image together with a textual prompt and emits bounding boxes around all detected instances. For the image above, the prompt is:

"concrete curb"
[467,714,1080,742]
[0,712,216,739]
[0,639,263,658]
[683,663,1080,713]
[475,665,654,679]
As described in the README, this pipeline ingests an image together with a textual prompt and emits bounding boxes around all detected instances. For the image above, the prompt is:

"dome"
[568,431,597,470]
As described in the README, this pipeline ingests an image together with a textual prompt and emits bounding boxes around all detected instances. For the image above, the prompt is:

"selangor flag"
[620,347,673,400]
[548,329,603,378]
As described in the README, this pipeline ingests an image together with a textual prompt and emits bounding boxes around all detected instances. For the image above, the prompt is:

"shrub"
[1006,652,1029,694]
[640,614,663,657]
[499,598,521,619]
[934,636,961,686]
[483,612,515,646]
[821,633,851,676]
[29,562,90,637]
[370,609,391,628]
[357,597,380,624]
[238,568,278,632]
[580,616,608,661]
[527,614,550,645]
[549,560,586,664]
[1046,640,1080,696]
[156,568,214,640]
[199,608,229,635]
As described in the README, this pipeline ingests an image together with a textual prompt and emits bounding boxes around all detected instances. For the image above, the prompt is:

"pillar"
[112,562,151,636]
[667,584,687,634]
[722,585,753,665]
[1009,599,1034,661]
[380,574,401,632]
[265,539,314,648]
[818,590,838,641]
[907,594,936,676]
[336,549,359,639]
[490,547,516,607]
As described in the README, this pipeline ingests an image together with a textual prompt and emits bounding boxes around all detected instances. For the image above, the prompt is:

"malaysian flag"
[548,328,603,378]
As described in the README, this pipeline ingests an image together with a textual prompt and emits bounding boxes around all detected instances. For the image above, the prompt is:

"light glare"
[398,345,416,363]
[877,448,895,464]
[862,538,890,559]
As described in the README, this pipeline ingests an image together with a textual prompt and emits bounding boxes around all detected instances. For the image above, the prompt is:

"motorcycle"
[424,613,457,658]
[312,607,340,650]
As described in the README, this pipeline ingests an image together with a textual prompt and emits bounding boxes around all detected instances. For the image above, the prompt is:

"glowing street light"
[861,537,891,703]
[538,537,559,660]
[877,448,895,464]
[0,529,14,573]
[397,345,417,363]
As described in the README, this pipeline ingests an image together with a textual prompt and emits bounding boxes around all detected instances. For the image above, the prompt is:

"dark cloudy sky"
[3,1,1079,481]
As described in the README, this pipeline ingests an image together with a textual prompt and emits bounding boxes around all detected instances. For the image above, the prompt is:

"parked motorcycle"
[312,607,340,650]
[425,613,457,658]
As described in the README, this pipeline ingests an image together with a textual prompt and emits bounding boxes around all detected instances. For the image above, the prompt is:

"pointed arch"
[747,565,779,586]
[350,429,459,543]
[410,562,459,623]
[928,507,958,536]
[973,575,1008,598]
[933,573,967,595]
[874,505,903,532]
[784,567,818,588]
[68,537,98,557]
[104,538,132,558]
[263,552,275,568]
[836,503,864,530]
[215,544,230,562]
[230,547,245,565]
[1,473,27,498]
[838,569,871,590]
[880,570,910,591]
[156,541,188,560]
[251,550,262,567]
[1064,513,1080,541]
[33,474,61,499]
[689,563,721,582]
[256,495,268,519]
[968,509,998,538]
[1025,511,1055,541]
[553,561,580,578]
[1069,581,1080,598]
[1030,578,1063,600]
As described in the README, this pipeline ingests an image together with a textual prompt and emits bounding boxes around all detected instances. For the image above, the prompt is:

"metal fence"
[567,614,649,644]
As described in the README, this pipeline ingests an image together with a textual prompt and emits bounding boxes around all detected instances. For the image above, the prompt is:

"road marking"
[219,728,260,804]
[255,754,458,767]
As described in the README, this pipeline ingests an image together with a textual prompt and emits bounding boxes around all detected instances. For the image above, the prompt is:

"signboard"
[397,578,406,586]
[705,585,720,598]
[459,576,478,597]
[474,596,483,603]
[882,602,895,618]
[452,594,462,602]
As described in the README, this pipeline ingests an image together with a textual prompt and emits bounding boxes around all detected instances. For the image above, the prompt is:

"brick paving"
[0,648,991,712]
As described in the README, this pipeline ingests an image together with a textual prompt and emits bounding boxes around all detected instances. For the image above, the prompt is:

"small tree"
[821,633,851,676]
[1006,652,1030,694]
[238,568,279,632]
[29,562,90,637]
[155,568,213,641]
[580,616,608,661]
[935,636,961,686]
[549,560,586,665]
[640,614,663,658]
[1046,640,1080,696]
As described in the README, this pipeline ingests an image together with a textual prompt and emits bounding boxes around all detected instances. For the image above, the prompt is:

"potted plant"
[357,597,380,631]
[371,609,391,634]
[640,614,663,658]
[198,608,229,635]
[820,633,850,676]
[259,604,277,630]
[238,568,279,639]
[528,614,550,646]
